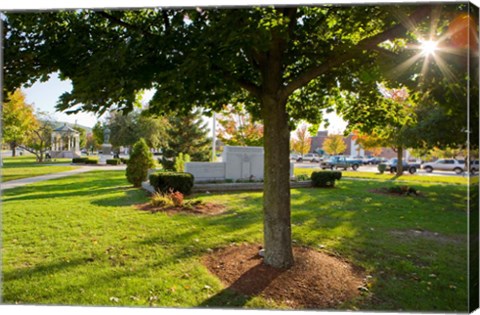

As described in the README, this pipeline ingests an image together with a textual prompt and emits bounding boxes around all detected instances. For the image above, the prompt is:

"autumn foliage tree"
[2,89,37,157]
[290,123,311,156]
[322,134,347,155]
[217,104,264,147]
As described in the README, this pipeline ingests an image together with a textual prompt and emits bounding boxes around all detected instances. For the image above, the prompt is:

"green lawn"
[294,167,475,185]
[1,170,470,311]
[2,156,79,182]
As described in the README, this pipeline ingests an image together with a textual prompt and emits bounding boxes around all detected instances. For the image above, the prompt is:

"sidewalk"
[1,165,126,191]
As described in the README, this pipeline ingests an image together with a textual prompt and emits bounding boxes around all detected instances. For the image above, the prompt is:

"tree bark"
[396,146,404,175]
[10,142,16,157]
[262,94,294,269]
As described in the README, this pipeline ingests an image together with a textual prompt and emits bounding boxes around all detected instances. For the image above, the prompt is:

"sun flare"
[420,39,438,56]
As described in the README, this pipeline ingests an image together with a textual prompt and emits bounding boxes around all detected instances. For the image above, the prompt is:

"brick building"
[309,131,406,159]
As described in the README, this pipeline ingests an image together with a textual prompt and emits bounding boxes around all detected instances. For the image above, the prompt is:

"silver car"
[422,159,466,174]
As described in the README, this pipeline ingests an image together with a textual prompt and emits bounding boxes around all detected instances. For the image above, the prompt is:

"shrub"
[72,157,88,163]
[168,190,184,207]
[149,172,194,195]
[378,163,387,174]
[126,138,155,187]
[84,158,98,164]
[106,158,122,165]
[120,158,129,164]
[174,153,191,172]
[311,171,342,188]
[150,192,173,207]
[159,157,175,171]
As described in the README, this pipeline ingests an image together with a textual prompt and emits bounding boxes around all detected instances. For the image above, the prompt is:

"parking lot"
[293,161,474,177]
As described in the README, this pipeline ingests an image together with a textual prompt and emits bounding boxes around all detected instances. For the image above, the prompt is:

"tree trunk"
[396,146,404,176]
[262,94,294,269]
[10,142,16,157]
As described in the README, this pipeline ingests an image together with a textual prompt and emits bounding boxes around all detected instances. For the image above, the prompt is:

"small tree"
[322,134,347,155]
[174,153,191,172]
[217,104,264,147]
[290,123,311,156]
[126,138,155,187]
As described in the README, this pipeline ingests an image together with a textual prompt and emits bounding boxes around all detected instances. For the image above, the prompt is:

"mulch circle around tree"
[202,243,368,309]
[135,202,226,215]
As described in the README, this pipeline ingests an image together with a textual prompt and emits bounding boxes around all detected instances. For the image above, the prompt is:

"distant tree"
[217,104,264,147]
[290,123,311,156]
[92,122,105,146]
[106,111,170,151]
[2,89,37,157]
[18,112,55,162]
[85,133,100,152]
[126,138,155,187]
[161,110,211,170]
[73,126,87,149]
[322,134,347,155]
[352,130,384,156]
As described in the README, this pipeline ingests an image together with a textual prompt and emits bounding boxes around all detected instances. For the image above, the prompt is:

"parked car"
[290,153,301,161]
[470,160,479,173]
[385,158,420,174]
[297,153,320,163]
[422,159,466,174]
[320,155,361,170]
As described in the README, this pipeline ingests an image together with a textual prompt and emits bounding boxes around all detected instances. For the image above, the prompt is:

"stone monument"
[99,127,112,164]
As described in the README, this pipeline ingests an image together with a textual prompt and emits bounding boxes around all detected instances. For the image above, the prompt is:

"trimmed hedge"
[84,158,99,165]
[311,171,342,188]
[106,158,122,165]
[120,158,129,164]
[149,172,195,195]
[72,157,88,163]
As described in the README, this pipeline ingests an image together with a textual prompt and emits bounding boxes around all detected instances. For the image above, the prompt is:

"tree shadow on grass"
[199,264,285,308]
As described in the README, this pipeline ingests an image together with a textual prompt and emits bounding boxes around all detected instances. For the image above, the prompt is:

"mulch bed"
[202,243,367,309]
[135,202,226,215]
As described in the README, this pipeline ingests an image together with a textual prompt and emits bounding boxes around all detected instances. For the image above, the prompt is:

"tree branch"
[97,11,158,38]
[281,5,432,99]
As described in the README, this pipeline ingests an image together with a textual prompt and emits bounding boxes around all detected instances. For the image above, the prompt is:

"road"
[293,161,473,177]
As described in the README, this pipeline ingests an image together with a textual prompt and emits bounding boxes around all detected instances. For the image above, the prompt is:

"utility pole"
[212,112,216,161]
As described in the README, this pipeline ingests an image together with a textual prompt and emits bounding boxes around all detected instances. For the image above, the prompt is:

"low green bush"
[72,157,88,163]
[149,172,194,195]
[120,158,129,164]
[84,158,98,165]
[106,159,122,165]
[311,171,342,188]
[378,163,387,174]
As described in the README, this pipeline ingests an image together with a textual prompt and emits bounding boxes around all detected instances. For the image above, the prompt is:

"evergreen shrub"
[72,157,88,163]
[149,172,194,195]
[84,158,98,164]
[126,138,155,187]
[106,158,122,165]
[311,171,342,188]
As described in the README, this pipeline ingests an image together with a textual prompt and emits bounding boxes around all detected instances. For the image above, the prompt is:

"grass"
[1,170,470,311]
[294,167,475,185]
[1,155,79,182]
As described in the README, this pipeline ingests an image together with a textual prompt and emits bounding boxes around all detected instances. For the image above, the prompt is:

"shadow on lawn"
[199,264,284,308]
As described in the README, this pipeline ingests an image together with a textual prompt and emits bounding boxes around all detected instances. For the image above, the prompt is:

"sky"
[21,71,347,134]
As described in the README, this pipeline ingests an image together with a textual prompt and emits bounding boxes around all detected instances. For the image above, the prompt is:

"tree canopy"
[3,4,472,268]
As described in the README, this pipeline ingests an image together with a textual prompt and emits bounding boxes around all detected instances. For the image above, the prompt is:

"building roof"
[53,123,80,134]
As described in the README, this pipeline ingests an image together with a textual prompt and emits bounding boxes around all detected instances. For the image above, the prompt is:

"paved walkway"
[1,165,126,191]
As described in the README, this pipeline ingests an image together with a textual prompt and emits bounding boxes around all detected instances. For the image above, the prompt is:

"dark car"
[386,158,420,174]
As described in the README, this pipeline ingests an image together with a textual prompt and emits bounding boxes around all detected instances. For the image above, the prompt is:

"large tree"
[2,89,37,157]
[4,5,448,268]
